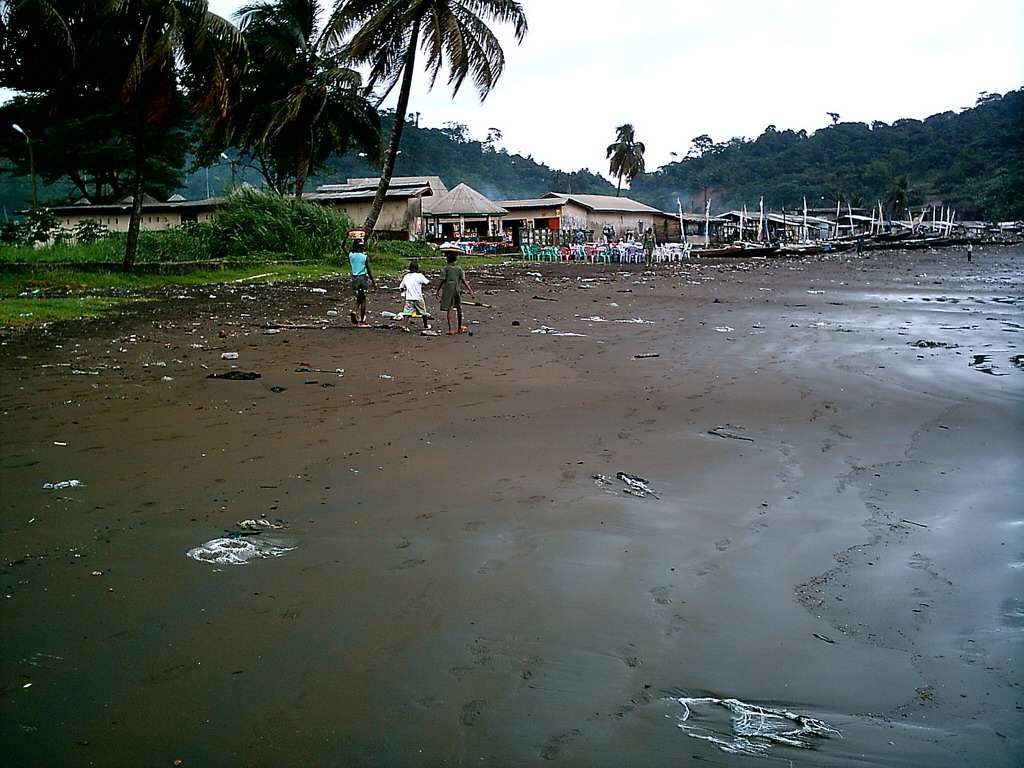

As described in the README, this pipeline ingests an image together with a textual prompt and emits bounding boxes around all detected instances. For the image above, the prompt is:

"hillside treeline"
[629,89,1023,220]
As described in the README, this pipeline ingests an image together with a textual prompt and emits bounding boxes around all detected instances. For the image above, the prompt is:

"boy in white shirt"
[397,260,431,332]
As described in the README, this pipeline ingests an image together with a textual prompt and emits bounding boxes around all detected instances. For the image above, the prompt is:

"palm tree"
[232,0,381,198]
[325,0,527,234]
[883,175,911,219]
[111,0,247,268]
[606,123,645,197]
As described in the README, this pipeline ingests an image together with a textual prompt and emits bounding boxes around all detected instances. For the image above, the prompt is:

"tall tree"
[110,0,247,268]
[231,0,381,198]
[606,123,645,197]
[325,0,527,234]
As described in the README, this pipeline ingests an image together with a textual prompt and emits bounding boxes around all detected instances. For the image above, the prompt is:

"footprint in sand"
[649,586,672,605]
[540,729,580,760]
[615,643,643,667]
[389,558,425,570]
[459,698,487,726]
[666,614,689,636]
[714,538,732,552]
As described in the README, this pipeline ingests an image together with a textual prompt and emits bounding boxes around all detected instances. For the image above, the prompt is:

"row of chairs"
[520,243,650,263]
[520,243,694,263]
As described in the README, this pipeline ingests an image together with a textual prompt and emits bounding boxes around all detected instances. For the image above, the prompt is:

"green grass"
[0,296,128,327]
[0,255,510,328]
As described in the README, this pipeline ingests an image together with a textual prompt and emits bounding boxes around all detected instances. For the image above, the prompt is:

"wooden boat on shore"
[691,245,744,257]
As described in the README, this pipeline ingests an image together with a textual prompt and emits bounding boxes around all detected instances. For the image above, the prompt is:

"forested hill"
[306,115,618,201]
[176,115,617,203]
[628,89,1024,220]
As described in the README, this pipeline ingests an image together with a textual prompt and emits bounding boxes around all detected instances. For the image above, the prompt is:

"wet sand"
[1,246,1021,767]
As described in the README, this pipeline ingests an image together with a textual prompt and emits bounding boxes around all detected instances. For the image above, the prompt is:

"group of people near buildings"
[347,238,476,336]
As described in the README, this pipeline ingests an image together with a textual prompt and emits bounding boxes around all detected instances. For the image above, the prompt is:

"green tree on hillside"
[606,123,645,196]
[324,0,528,234]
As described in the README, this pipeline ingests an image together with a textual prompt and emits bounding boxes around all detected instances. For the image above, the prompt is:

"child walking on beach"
[435,251,476,335]
[347,237,377,327]
[397,260,431,332]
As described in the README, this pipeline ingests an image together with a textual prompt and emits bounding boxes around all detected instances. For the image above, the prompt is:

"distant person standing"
[435,251,476,335]
[604,224,615,244]
[347,237,377,327]
[967,242,973,262]
[643,227,656,266]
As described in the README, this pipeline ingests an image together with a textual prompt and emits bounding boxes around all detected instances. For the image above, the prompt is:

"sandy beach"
[1,245,1021,767]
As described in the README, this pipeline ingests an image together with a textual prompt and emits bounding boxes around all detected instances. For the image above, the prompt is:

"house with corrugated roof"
[307,176,447,239]
[421,183,508,240]
[42,193,223,233]
[498,192,683,244]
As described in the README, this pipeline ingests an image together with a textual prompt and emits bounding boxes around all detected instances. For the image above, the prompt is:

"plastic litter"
[532,326,587,337]
[715,326,734,333]
[221,352,239,359]
[592,472,658,499]
[237,517,288,531]
[187,536,296,565]
[207,371,261,380]
[708,426,753,442]
[634,353,660,359]
[669,695,841,756]
[43,479,84,490]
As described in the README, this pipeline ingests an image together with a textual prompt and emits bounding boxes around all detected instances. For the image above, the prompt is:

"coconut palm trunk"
[363,17,420,235]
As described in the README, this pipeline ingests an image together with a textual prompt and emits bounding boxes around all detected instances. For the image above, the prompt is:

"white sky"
[129,1,1024,181]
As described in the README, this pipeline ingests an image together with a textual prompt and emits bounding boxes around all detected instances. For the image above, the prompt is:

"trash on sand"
[221,352,239,359]
[581,316,607,322]
[421,329,440,337]
[634,353,660,359]
[380,311,399,318]
[707,426,753,441]
[594,472,658,498]
[532,326,586,337]
[379,374,393,379]
[237,517,288,531]
[187,536,296,565]
[532,295,558,301]
[668,695,841,756]
[43,479,84,490]
[813,633,835,644]
[161,376,173,381]
[616,471,658,498]
[616,318,654,324]
[310,287,327,293]
[207,371,261,380]
[71,369,100,375]
[715,326,734,333]
[262,329,280,335]
[909,339,957,349]
[270,386,287,393]
[294,366,344,375]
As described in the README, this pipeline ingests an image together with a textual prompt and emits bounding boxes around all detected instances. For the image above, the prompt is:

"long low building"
[38,178,697,245]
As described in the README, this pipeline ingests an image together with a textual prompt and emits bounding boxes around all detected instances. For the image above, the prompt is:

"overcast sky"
[182,1,1024,181]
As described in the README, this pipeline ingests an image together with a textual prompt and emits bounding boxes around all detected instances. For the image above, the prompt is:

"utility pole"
[12,124,36,208]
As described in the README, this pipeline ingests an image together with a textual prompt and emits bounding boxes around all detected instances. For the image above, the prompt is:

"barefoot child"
[435,251,476,334]
[347,238,377,326]
[397,260,431,332]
